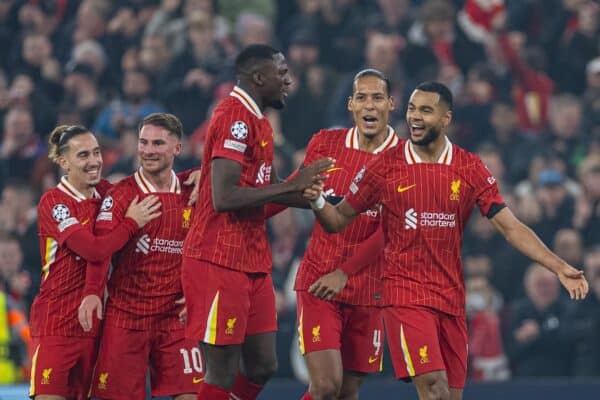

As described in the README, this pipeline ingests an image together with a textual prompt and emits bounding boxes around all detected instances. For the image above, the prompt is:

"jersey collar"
[344,126,399,154]
[404,136,453,165]
[230,86,264,119]
[57,176,100,202]
[134,168,181,194]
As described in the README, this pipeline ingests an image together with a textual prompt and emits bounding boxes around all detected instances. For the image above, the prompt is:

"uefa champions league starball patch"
[230,121,249,140]
[52,204,71,222]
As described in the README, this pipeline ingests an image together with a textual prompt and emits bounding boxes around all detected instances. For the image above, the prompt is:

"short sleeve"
[95,186,130,234]
[38,194,82,246]
[470,156,505,217]
[210,113,253,165]
[344,158,385,214]
[302,132,324,167]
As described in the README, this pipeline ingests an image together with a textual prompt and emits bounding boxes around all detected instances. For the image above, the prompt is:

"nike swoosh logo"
[397,184,416,193]
[260,140,269,147]
[81,219,90,225]
[368,356,378,364]
[193,377,204,384]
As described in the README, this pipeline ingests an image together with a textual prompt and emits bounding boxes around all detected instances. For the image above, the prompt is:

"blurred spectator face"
[187,11,215,51]
[491,102,518,136]
[578,157,600,199]
[71,40,107,77]
[139,35,171,75]
[525,265,559,310]
[235,12,272,47]
[464,254,492,278]
[365,32,399,74]
[421,0,455,42]
[288,43,319,71]
[553,229,583,266]
[123,71,151,103]
[2,183,33,219]
[7,74,34,107]
[535,170,567,210]
[586,58,600,90]
[466,70,494,104]
[584,248,600,299]
[18,3,47,33]
[470,213,496,240]
[3,107,34,149]
[348,74,395,139]
[121,47,139,72]
[0,238,23,277]
[64,63,97,95]
[138,124,181,175]
[185,0,214,14]
[297,0,320,13]
[59,132,103,188]
[74,1,108,43]
[549,97,582,139]
[22,34,52,67]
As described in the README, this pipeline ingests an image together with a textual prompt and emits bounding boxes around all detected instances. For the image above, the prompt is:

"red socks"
[197,382,230,400]
[300,392,314,400]
[230,373,264,400]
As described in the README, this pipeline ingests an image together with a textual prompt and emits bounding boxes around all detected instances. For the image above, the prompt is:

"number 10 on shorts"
[180,348,203,374]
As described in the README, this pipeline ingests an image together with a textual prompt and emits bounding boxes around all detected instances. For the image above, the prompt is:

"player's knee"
[246,357,278,385]
[425,379,450,400]
[310,376,342,400]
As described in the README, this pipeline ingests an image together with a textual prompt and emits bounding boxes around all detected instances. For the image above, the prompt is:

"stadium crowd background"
[0,0,599,386]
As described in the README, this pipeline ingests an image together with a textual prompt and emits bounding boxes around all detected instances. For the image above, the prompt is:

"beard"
[410,126,441,146]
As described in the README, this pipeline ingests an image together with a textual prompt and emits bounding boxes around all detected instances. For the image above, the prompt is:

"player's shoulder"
[39,188,76,209]
[450,144,484,168]
[212,96,259,124]
[106,175,139,200]
[309,127,350,147]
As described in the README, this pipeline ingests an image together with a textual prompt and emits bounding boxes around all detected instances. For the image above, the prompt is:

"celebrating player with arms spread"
[306,82,589,400]
[29,125,159,400]
[79,113,201,400]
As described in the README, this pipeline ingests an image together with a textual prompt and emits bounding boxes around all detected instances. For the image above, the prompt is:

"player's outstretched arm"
[211,157,334,212]
[490,207,589,300]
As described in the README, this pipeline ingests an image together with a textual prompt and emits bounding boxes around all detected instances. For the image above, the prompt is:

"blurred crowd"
[0,0,599,384]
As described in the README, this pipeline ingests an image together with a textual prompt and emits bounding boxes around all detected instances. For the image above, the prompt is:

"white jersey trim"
[134,168,181,194]
[405,136,453,165]
[230,86,264,119]
[57,176,100,202]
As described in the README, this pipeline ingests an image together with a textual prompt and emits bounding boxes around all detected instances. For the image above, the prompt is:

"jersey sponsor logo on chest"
[135,233,184,255]
[256,162,272,184]
[404,208,456,230]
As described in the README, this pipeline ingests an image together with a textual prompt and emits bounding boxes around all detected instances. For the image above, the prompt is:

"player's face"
[406,89,451,146]
[138,124,181,175]
[261,53,291,110]
[348,75,395,139]
[59,132,103,189]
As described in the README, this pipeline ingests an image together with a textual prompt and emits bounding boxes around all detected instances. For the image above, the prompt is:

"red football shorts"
[29,335,98,400]
[297,291,384,373]
[383,305,468,388]
[90,324,202,399]
[181,257,277,345]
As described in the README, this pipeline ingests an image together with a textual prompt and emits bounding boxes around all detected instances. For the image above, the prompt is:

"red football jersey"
[345,138,505,316]
[183,86,274,273]
[97,169,193,330]
[296,127,399,306]
[30,177,106,337]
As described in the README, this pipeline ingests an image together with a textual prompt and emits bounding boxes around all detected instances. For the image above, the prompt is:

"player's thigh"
[296,291,343,356]
[439,315,468,390]
[382,306,446,380]
[89,324,150,400]
[200,341,242,388]
[182,258,252,345]
[29,336,90,399]
[341,305,384,374]
[150,329,202,397]
[246,272,277,337]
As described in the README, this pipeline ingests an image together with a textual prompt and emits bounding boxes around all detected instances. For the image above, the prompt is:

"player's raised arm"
[490,207,589,300]
[211,157,333,212]
[304,184,359,233]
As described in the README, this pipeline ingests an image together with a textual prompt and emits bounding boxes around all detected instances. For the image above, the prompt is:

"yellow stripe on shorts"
[29,344,40,396]
[297,307,305,355]
[203,291,220,344]
[400,324,415,376]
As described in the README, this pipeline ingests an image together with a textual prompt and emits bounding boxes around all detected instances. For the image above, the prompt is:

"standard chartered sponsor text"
[151,238,184,254]
[419,212,456,228]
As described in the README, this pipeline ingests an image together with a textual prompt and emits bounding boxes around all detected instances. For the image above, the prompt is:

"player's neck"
[357,128,390,153]
[65,176,95,199]
[141,168,173,192]
[411,135,447,163]
[237,83,264,112]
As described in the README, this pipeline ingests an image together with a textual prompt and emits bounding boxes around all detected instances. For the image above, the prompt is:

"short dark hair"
[235,44,280,75]
[415,81,453,110]
[139,113,183,139]
[353,68,391,95]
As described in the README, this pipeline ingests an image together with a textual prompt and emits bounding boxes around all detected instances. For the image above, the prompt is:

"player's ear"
[58,155,68,171]
[443,110,452,127]
[347,96,353,111]
[174,141,182,156]
[389,96,396,111]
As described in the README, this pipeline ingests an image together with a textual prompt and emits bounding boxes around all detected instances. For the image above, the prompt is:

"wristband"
[310,194,326,210]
